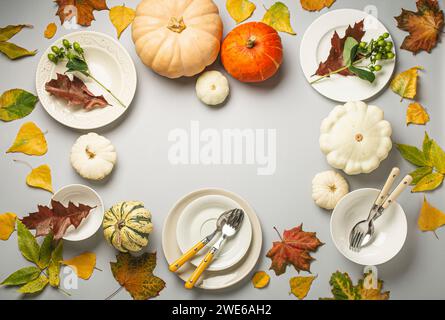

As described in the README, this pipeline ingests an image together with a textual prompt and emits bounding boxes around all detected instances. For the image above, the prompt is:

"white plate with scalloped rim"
[36,31,136,130]
[300,9,396,102]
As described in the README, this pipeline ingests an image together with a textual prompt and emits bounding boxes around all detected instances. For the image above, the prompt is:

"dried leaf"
[44,23,57,39]
[357,273,390,300]
[407,102,429,125]
[109,5,135,39]
[0,212,16,241]
[26,164,53,193]
[6,122,47,156]
[290,275,316,299]
[45,73,108,110]
[300,0,335,11]
[1,266,40,286]
[55,0,109,27]
[110,252,165,300]
[262,2,296,35]
[62,252,96,280]
[390,66,423,100]
[412,172,444,192]
[0,89,38,122]
[0,24,33,42]
[48,240,63,287]
[16,220,40,264]
[252,271,270,289]
[22,199,94,240]
[395,0,444,54]
[18,275,48,294]
[266,224,323,276]
[418,197,445,234]
[0,24,36,60]
[226,0,256,24]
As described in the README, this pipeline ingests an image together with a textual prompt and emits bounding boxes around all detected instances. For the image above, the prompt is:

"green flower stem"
[310,56,366,85]
[87,74,127,108]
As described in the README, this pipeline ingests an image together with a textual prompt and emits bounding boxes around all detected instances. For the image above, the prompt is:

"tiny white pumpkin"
[320,101,392,175]
[196,71,229,105]
[70,133,117,180]
[312,171,349,210]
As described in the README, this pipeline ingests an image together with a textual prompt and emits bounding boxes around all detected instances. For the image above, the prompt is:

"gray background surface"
[0,0,444,300]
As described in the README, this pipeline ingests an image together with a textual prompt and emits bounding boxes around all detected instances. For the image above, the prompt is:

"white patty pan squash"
[196,70,229,105]
[319,101,392,175]
[312,171,349,210]
[103,201,153,253]
[132,0,223,79]
[70,133,117,180]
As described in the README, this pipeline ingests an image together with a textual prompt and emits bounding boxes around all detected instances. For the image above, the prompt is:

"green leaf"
[349,65,376,83]
[423,132,433,165]
[17,220,40,265]
[38,233,53,270]
[0,42,36,60]
[326,271,359,300]
[430,140,445,174]
[261,2,296,35]
[66,56,89,75]
[0,24,33,42]
[343,37,358,67]
[412,172,444,192]
[410,166,433,185]
[1,266,40,286]
[396,143,428,166]
[48,240,63,287]
[0,89,38,122]
[18,275,48,294]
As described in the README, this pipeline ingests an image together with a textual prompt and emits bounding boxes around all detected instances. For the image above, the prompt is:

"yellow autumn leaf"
[300,0,335,11]
[357,272,390,300]
[252,271,270,289]
[406,102,429,125]
[290,275,316,300]
[62,252,96,280]
[44,23,57,39]
[390,66,423,101]
[6,122,47,156]
[26,164,53,193]
[0,212,17,241]
[226,0,256,24]
[418,197,445,236]
[262,2,296,35]
[412,172,444,192]
[109,5,136,39]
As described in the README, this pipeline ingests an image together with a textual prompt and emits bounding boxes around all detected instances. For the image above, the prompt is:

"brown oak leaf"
[315,20,365,76]
[55,0,109,27]
[395,0,444,54]
[266,224,323,276]
[45,73,108,110]
[22,199,94,240]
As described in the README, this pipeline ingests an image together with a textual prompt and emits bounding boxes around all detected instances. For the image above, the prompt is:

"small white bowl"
[52,184,104,241]
[330,188,407,265]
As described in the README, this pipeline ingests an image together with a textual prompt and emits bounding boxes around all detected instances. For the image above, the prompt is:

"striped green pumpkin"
[103,201,153,253]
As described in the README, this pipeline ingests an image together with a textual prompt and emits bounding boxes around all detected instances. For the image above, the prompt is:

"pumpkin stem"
[355,133,364,142]
[85,146,96,159]
[246,36,256,48]
[167,17,186,33]
[329,184,337,192]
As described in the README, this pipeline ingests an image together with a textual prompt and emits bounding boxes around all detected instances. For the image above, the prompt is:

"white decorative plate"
[300,9,396,102]
[176,195,252,271]
[36,31,137,130]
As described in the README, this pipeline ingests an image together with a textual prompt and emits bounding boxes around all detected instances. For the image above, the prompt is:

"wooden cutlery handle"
[375,167,400,207]
[185,250,215,289]
[382,175,413,209]
[168,241,206,272]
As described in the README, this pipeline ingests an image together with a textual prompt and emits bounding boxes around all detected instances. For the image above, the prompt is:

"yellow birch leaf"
[406,102,429,125]
[44,23,57,39]
[262,2,296,35]
[226,0,256,24]
[290,275,316,299]
[252,271,270,288]
[418,196,445,234]
[300,0,335,11]
[26,164,53,193]
[412,172,444,192]
[0,212,17,241]
[6,122,47,156]
[390,66,423,101]
[62,252,96,280]
[109,5,136,39]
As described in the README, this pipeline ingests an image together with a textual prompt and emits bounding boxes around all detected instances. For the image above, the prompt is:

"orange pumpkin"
[221,22,283,82]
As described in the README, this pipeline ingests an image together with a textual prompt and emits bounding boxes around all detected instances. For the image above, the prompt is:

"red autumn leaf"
[22,199,94,240]
[395,0,444,54]
[45,73,109,110]
[266,224,323,276]
[55,0,109,27]
[315,20,365,77]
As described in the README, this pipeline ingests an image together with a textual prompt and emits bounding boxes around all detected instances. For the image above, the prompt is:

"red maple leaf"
[315,20,365,77]
[55,0,109,27]
[266,224,323,276]
[22,200,94,240]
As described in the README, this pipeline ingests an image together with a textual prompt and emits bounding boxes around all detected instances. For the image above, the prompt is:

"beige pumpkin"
[132,0,223,78]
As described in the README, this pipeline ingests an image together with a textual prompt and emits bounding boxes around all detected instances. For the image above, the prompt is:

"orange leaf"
[0,212,16,240]
[44,23,57,39]
[418,196,445,234]
[62,252,96,280]
[300,0,335,11]
[55,0,109,27]
[406,102,430,125]
[252,271,270,288]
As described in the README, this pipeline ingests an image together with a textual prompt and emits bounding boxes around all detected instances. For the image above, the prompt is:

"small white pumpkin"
[196,71,229,105]
[70,133,117,180]
[320,101,392,175]
[312,171,349,210]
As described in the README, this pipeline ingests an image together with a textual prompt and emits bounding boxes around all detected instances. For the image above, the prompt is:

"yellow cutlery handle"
[168,241,206,272]
[185,250,215,289]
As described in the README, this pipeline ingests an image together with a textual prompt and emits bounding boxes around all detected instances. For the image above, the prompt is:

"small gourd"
[196,71,229,105]
[312,171,349,210]
[103,201,153,253]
